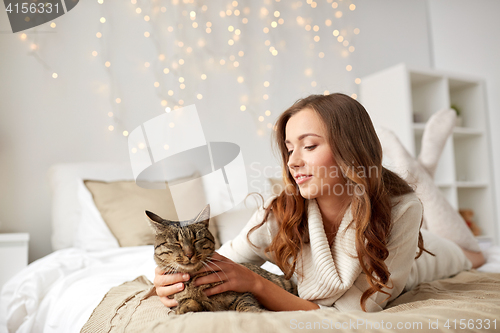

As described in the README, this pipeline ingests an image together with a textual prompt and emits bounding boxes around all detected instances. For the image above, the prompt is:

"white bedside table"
[0,233,30,290]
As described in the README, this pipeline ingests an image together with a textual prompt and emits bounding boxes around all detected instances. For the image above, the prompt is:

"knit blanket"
[81,270,500,333]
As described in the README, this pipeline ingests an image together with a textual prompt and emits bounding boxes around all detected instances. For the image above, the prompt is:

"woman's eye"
[305,145,317,150]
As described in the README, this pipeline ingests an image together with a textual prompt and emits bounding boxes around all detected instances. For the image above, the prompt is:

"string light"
[78,0,360,137]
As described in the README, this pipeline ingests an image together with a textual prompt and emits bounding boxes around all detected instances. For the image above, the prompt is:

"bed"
[1,162,500,333]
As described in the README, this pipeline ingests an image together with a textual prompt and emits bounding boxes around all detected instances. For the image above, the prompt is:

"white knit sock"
[378,127,481,252]
[418,109,456,178]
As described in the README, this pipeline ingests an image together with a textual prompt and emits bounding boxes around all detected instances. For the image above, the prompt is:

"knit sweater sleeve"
[321,193,423,312]
[216,198,277,266]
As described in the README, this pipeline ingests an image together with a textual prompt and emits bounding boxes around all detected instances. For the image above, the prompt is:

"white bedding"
[0,247,157,333]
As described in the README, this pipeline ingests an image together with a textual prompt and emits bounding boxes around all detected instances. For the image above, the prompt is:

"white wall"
[428,0,500,242]
[0,0,437,262]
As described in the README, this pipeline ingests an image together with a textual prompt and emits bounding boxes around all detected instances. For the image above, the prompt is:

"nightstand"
[0,233,29,290]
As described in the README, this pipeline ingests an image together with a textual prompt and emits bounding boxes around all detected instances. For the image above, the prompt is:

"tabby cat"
[145,204,297,314]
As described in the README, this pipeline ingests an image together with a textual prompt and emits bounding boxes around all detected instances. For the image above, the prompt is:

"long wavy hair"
[247,93,433,312]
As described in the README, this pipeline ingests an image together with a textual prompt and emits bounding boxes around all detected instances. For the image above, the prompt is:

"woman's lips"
[296,175,312,185]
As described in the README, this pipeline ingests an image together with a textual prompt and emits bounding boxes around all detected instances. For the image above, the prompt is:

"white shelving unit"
[359,63,498,245]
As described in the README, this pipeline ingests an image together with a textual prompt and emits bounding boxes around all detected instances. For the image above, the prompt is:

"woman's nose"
[287,151,304,169]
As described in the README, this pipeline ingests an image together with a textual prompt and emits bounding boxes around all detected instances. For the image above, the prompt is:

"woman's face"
[285,108,346,200]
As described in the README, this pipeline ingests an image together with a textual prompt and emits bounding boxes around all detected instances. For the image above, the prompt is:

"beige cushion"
[84,177,220,248]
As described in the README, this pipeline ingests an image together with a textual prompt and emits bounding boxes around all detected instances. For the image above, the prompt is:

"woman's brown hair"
[247,93,433,311]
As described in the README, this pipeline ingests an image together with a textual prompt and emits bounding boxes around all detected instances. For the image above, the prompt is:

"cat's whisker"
[205,259,230,282]
[201,261,227,284]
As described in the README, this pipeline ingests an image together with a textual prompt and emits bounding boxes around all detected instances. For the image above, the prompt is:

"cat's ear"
[193,204,210,228]
[145,210,167,234]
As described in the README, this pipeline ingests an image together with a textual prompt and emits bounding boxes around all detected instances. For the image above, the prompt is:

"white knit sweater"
[217,191,472,312]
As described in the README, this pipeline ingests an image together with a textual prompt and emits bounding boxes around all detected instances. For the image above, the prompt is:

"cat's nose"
[185,251,194,259]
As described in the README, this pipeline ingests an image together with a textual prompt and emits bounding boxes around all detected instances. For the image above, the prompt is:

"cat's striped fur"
[146,204,297,314]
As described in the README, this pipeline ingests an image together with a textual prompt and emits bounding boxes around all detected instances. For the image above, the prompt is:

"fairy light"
[237,76,244,83]
[263,94,269,100]
[180,84,185,89]
[20,33,27,40]
[234,10,240,16]
[332,2,338,8]
[179,100,184,105]
[144,32,150,37]
[265,110,271,116]
[337,36,344,42]
[349,46,355,52]
[131,148,137,153]
[163,68,170,74]
[351,93,357,99]
[144,62,150,67]
[271,21,277,28]
[355,78,361,84]
[264,81,270,87]
[201,74,207,80]
[96,32,102,38]
[325,19,332,26]
[144,15,150,21]
[228,25,234,32]
[311,81,317,87]
[50,22,56,28]
[159,54,165,60]
[240,105,246,111]
[92,51,98,56]
[105,61,111,67]
[179,59,184,65]
[154,82,160,87]
[333,30,339,36]
[197,94,203,99]
[161,100,168,106]
[349,4,356,10]
[168,90,174,96]
[108,125,114,131]
[169,122,175,128]
[258,116,264,122]
[234,61,239,67]
[136,8,141,14]
[238,51,244,56]
[354,28,360,34]
[226,9,232,16]
[123,131,129,136]
[164,144,169,150]
[346,65,352,71]
[52,73,58,78]
[108,112,113,117]
[319,52,325,58]
[100,17,106,23]
[242,18,248,24]
[115,98,121,103]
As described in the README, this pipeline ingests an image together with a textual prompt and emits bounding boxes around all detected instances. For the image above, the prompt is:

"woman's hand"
[193,252,259,296]
[153,266,191,308]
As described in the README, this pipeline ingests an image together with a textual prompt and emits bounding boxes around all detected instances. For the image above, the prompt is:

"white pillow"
[75,179,119,251]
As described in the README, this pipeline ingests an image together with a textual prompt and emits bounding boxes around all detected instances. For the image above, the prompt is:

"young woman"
[154,93,485,312]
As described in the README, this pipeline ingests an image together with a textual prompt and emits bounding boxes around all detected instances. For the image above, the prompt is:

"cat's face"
[146,205,216,273]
